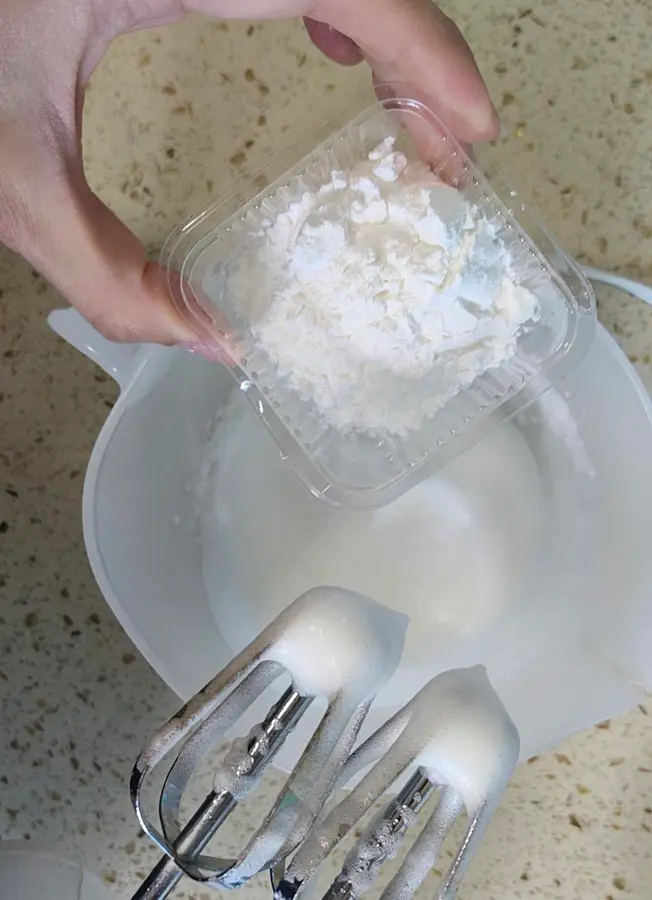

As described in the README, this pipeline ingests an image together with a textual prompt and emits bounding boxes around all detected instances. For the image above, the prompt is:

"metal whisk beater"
[274,666,520,900]
[128,586,408,899]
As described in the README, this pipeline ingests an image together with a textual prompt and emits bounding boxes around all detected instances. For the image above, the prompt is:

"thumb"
[1,129,197,346]
[34,167,197,346]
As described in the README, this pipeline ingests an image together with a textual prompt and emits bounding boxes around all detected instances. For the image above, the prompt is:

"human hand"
[0,0,498,347]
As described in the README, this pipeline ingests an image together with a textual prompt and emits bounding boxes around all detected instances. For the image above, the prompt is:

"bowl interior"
[85,327,652,765]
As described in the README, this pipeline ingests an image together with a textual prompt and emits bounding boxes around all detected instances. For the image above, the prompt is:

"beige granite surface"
[2,1,652,898]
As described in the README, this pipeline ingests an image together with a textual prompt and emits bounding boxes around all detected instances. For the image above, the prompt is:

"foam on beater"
[329,667,519,822]
[413,666,519,815]
[264,586,409,701]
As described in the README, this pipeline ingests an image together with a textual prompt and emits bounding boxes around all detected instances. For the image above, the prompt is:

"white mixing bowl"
[50,311,652,764]
[0,842,111,900]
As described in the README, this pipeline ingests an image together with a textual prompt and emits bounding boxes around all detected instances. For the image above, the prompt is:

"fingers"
[46,180,196,345]
[0,0,495,353]
[311,0,499,143]
[185,0,495,143]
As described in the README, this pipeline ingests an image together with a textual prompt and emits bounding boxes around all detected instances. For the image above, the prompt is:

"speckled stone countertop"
[2,1,652,898]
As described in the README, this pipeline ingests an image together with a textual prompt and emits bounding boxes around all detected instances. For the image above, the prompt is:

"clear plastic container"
[162,94,595,507]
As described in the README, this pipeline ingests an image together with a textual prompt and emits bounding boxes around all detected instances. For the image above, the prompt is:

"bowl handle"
[48,308,142,390]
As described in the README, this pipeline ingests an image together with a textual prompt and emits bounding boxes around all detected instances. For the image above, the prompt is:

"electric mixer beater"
[129,587,519,900]
[129,587,408,898]
[274,666,519,900]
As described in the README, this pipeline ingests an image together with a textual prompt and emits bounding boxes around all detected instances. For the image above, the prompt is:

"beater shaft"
[132,790,235,900]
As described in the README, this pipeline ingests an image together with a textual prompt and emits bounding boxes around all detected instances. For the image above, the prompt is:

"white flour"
[226,136,538,436]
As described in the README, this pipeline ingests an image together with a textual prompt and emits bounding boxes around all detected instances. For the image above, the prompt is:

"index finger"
[310,0,499,143]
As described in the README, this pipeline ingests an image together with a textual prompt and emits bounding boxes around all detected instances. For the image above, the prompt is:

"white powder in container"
[225,136,539,437]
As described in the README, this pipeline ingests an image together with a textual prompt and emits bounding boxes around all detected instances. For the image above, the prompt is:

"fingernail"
[470,101,501,141]
[445,97,500,143]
